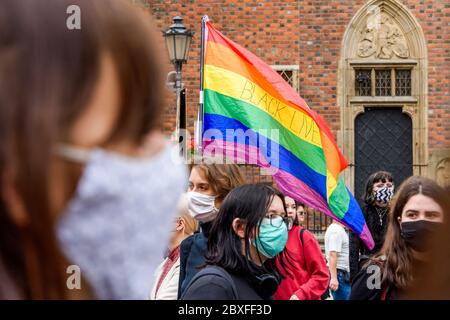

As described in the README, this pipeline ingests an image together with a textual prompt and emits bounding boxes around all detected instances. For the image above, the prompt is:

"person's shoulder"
[180,234,195,249]
[326,223,340,232]
[194,231,207,241]
[299,227,321,246]
[350,257,385,300]
[300,227,315,239]
[182,266,235,300]
[194,267,231,284]
[182,232,206,247]
[289,225,308,240]
[191,232,208,250]
[354,256,385,281]
[335,224,347,235]
[288,225,300,234]
[325,229,342,240]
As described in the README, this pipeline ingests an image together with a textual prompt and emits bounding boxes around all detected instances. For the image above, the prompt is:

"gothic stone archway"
[337,0,428,193]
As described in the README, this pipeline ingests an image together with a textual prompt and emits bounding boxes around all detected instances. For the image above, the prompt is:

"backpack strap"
[299,227,306,246]
[181,265,239,300]
[297,227,308,270]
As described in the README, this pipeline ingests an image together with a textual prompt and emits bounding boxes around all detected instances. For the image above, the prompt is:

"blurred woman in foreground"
[0,0,185,299]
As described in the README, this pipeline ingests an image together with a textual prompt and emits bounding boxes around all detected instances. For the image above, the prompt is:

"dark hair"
[295,201,305,208]
[362,171,394,205]
[0,0,166,299]
[206,184,286,276]
[374,176,450,289]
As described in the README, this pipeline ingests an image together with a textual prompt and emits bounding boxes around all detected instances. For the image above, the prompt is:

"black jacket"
[177,222,211,299]
[350,261,399,300]
[349,204,388,280]
[350,258,426,300]
[181,265,264,300]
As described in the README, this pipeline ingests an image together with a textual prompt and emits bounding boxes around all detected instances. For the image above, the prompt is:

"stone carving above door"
[357,12,409,59]
[339,0,428,190]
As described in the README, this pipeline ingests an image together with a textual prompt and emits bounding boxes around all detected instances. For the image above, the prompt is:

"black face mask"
[400,220,442,252]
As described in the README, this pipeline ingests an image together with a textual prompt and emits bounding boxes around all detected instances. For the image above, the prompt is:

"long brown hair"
[408,186,450,299]
[374,176,449,290]
[0,0,166,299]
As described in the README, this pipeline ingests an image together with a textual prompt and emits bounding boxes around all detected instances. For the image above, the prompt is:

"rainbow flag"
[200,17,374,249]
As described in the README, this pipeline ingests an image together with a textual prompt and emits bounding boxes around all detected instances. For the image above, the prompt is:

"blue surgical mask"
[252,216,288,259]
[56,142,187,299]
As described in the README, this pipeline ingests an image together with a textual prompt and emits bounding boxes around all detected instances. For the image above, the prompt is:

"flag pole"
[196,15,208,157]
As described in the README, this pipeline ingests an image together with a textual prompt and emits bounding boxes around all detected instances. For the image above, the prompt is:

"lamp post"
[163,16,194,157]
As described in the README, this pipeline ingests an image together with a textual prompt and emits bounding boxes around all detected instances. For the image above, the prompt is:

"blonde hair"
[179,211,198,235]
[175,193,198,235]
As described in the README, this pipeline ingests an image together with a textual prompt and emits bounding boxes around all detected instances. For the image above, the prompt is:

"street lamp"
[163,16,194,156]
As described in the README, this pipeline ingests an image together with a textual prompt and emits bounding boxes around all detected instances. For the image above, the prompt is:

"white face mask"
[56,142,187,299]
[186,191,218,223]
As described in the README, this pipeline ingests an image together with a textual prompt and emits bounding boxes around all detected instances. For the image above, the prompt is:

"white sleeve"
[327,231,343,253]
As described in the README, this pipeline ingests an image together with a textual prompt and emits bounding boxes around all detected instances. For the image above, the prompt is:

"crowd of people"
[154,163,450,301]
[0,0,449,300]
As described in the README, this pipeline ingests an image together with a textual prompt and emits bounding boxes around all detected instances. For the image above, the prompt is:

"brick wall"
[144,0,449,163]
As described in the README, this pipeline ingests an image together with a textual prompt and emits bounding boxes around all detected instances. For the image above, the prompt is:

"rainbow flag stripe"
[201,19,374,249]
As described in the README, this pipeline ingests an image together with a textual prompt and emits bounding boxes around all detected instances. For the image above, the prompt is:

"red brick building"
[142,0,449,219]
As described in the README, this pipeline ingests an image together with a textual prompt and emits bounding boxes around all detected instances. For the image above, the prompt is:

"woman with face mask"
[149,196,198,300]
[177,159,244,298]
[408,182,450,299]
[0,0,186,299]
[181,184,288,300]
[349,171,394,281]
[350,176,448,300]
[274,196,329,300]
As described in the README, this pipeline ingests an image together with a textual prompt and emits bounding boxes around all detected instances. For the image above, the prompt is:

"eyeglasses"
[265,214,289,228]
